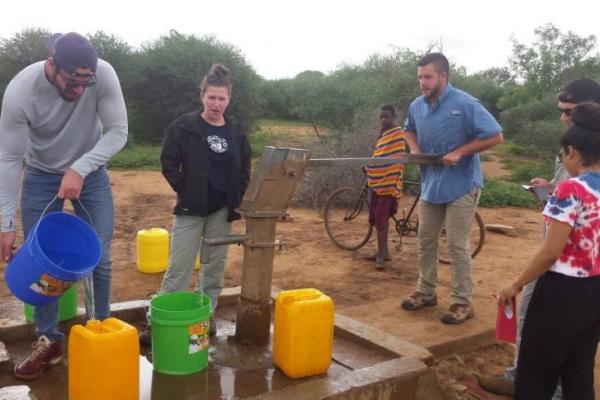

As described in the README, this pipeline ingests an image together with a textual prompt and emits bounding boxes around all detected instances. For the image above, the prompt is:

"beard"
[49,71,81,102]
[57,87,80,102]
[424,81,443,100]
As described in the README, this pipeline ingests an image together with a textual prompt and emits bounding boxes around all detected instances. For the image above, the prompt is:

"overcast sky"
[1,0,598,80]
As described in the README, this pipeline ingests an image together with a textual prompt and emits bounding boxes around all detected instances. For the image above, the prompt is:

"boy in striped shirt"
[366,105,406,270]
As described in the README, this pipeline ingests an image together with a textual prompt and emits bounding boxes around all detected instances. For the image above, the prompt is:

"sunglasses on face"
[559,108,573,117]
[57,68,97,88]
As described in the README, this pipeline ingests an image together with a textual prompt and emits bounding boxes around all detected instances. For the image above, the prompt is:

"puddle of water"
[3,308,355,399]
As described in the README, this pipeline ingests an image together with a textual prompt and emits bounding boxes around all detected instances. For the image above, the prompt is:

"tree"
[509,24,598,96]
[127,31,261,143]
[0,28,51,96]
[88,31,133,77]
[453,68,512,119]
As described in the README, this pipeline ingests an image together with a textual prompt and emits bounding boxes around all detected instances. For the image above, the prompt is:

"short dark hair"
[200,63,231,96]
[380,104,396,117]
[558,78,600,104]
[560,102,600,166]
[418,52,449,76]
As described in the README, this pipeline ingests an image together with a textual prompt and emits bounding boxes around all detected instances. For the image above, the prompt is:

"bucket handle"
[27,195,60,257]
[28,195,97,320]
[28,195,97,252]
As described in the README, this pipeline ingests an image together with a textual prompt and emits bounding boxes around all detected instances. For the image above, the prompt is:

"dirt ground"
[0,166,591,399]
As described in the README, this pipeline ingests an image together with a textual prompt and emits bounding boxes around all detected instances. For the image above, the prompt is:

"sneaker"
[441,303,474,324]
[401,292,438,310]
[478,374,514,396]
[14,336,62,380]
[209,317,217,336]
[374,259,386,271]
[139,327,152,346]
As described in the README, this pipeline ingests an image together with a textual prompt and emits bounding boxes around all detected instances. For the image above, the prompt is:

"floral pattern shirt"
[543,172,600,277]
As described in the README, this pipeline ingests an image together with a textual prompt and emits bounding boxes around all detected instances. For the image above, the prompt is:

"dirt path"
[481,150,510,179]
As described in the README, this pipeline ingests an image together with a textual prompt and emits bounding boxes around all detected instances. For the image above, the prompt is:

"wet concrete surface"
[0,304,397,399]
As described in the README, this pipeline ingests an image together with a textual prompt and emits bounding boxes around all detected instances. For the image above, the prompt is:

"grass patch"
[494,141,554,183]
[249,129,288,157]
[256,118,320,128]
[108,145,161,170]
[250,119,328,157]
[496,142,542,158]
[480,178,538,208]
[502,159,553,183]
[110,119,324,169]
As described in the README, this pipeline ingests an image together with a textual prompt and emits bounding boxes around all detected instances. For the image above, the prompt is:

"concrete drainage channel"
[0,286,449,400]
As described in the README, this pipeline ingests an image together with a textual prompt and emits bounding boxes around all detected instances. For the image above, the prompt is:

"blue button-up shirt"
[404,84,502,204]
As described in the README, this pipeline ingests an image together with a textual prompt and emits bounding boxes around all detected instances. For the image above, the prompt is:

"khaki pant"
[160,208,231,310]
[416,188,481,304]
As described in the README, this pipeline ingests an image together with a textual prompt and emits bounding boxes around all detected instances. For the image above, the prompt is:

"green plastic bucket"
[150,292,212,375]
[24,283,78,322]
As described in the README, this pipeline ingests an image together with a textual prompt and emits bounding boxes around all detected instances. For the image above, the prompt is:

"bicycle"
[323,180,485,264]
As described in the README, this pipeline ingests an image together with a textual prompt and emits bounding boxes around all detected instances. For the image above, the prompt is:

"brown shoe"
[14,336,62,380]
[401,292,438,310]
[478,374,514,396]
[441,303,474,324]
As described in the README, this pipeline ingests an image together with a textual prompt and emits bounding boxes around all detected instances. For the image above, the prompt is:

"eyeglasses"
[56,68,97,88]
[559,108,573,117]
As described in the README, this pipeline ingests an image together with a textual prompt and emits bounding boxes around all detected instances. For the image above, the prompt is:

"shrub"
[292,111,378,210]
[108,145,161,170]
[480,178,538,208]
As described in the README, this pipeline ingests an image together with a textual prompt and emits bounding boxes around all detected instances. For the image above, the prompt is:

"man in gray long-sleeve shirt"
[0,32,127,380]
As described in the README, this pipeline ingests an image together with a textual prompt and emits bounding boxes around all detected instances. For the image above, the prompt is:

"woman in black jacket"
[158,64,251,336]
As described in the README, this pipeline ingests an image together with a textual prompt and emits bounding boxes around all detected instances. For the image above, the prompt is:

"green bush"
[108,145,161,170]
[496,141,540,158]
[249,130,280,157]
[495,141,555,183]
[503,159,554,183]
[480,178,538,208]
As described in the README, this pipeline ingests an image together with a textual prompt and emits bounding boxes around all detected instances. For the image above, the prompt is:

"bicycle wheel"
[438,211,485,265]
[324,187,373,250]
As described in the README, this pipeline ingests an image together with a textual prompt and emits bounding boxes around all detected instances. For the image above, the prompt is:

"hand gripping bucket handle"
[5,195,101,307]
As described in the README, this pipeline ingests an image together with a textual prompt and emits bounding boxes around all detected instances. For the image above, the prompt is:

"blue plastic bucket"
[5,212,101,306]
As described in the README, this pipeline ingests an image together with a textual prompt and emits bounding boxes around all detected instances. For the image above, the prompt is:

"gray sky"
[1,0,598,80]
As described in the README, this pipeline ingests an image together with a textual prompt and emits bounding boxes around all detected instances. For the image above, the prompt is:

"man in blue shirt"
[401,53,503,324]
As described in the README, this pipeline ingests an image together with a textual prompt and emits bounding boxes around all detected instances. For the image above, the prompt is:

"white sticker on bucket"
[30,274,73,296]
[188,321,209,354]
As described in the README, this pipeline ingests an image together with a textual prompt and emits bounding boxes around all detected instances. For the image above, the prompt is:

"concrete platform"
[0,287,460,399]
[339,286,497,358]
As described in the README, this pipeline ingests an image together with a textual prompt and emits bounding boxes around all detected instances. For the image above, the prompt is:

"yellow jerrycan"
[273,288,334,378]
[68,318,139,400]
[137,227,169,273]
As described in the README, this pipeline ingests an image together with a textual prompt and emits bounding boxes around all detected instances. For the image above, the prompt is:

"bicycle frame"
[392,181,420,232]
[341,184,369,222]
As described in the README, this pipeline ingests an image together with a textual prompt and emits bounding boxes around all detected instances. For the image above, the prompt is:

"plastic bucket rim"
[28,212,101,277]
[151,292,211,321]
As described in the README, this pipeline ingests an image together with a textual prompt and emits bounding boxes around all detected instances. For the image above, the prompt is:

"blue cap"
[48,32,98,73]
